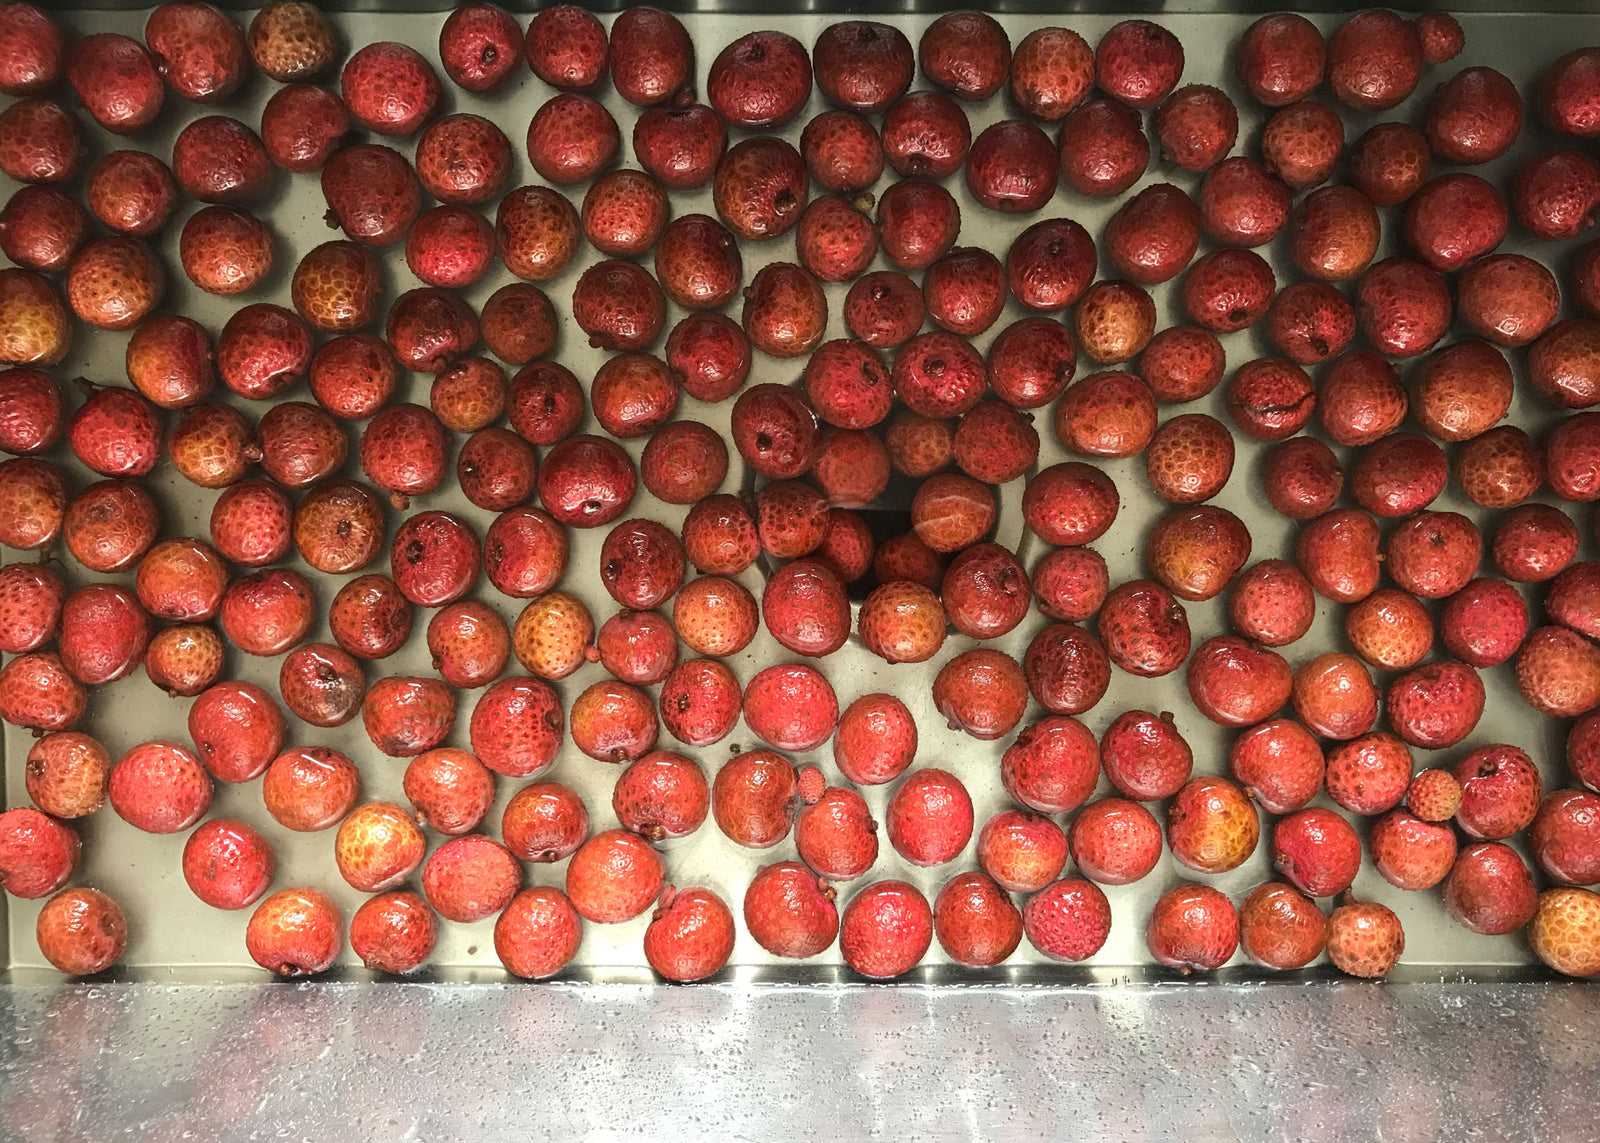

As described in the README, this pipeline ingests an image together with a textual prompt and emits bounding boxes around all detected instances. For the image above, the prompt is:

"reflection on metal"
[1,980,1596,1139]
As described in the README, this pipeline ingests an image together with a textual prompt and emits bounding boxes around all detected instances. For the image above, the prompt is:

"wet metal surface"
[0,977,1596,1141]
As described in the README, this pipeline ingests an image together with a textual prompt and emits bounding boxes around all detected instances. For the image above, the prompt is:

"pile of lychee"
[0,1,1598,983]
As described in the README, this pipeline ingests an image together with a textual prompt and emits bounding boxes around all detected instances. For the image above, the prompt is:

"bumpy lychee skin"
[1407,768,1465,824]
[501,781,587,865]
[522,4,606,92]
[1328,8,1423,111]
[1167,776,1260,874]
[24,732,108,820]
[1014,877,1112,963]
[58,583,152,687]
[1198,158,1290,252]
[795,786,878,882]
[480,287,555,368]
[933,872,1022,968]
[1370,808,1457,892]
[65,236,164,332]
[0,4,64,96]
[0,651,85,733]
[327,574,411,662]
[879,94,966,185]
[567,679,658,763]
[0,806,78,899]
[1444,841,1539,935]
[423,834,521,924]
[1235,14,1325,107]
[1228,719,1323,816]
[1313,353,1404,441]
[885,768,972,867]
[828,693,916,788]
[1227,560,1314,649]
[1024,622,1111,717]
[1098,709,1192,802]
[350,890,437,975]
[321,144,421,248]
[1402,173,1506,274]
[1386,661,1487,750]
[187,681,284,785]
[108,740,213,834]
[361,677,457,758]
[941,541,1032,639]
[742,663,837,753]
[334,801,425,892]
[1098,579,1193,679]
[1290,651,1379,742]
[1517,626,1600,719]
[403,748,494,837]
[0,366,63,457]
[1531,790,1600,886]
[1069,798,1163,886]
[67,34,163,135]
[1187,635,1292,729]
[36,887,126,976]
[0,268,70,365]
[1325,898,1404,978]
[919,11,1010,101]
[673,575,758,658]
[611,750,708,843]
[840,879,933,978]
[800,108,880,195]
[745,861,838,958]
[340,41,438,136]
[1145,504,1251,603]
[278,642,365,729]
[1355,258,1451,358]
[1530,888,1600,977]
[1272,808,1361,898]
[654,660,737,751]
[600,518,686,612]
[1426,66,1522,165]
[435,3,520,93]
[762,557,850,659]
[246,888,342,976]
[260,84,347,173]
[977,810,1067,895]
[856,580,944,666]
[262,746,359,833]
[1238,882,1326,970]
[1493,503,1580,584]
[1146,884,1238,972]
[143,624,224,698]
[933,649,1028,742]
[1452,744,1542,840]
[248,0,338,81]
[708,30,812,130]
[1265,281,1356,365]
[171,115,271,207]
[812,22,910,116]
[0,455,68,552]
[0,563,62,657]
[85,150,176,238]
[643,886,736,983]
[1032,548,1109,626]
[563,829,662,926]
[179,206,273,297]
